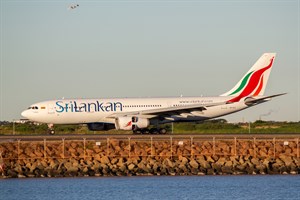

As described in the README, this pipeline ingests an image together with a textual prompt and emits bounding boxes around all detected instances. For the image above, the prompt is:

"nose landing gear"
[47,124,55,135]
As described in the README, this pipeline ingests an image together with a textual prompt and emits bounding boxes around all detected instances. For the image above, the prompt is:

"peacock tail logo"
[227,57,274,103]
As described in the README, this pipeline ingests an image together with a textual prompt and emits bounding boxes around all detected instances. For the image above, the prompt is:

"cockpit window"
[28,106,39,110]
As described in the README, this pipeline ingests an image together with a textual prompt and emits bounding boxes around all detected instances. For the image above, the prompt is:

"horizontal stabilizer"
[243,93,287,106]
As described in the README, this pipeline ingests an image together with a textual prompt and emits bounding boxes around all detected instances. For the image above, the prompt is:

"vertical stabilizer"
[221,53,276,102]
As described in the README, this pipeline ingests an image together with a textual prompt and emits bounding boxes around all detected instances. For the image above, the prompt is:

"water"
[1,175,300,200]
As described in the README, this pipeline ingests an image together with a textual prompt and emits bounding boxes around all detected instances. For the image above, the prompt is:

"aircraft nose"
[21,110,29,118]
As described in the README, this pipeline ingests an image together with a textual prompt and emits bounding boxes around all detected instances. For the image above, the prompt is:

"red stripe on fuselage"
[125,121,132,127]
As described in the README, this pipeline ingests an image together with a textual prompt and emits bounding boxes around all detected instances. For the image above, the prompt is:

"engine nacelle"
[115,116,150,130]
[87,123,115,131]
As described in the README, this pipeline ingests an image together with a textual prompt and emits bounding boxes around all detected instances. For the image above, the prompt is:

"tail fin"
[221,53,276,102]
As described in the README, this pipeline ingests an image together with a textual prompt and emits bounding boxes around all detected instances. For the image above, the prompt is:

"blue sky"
[1,0,299,122]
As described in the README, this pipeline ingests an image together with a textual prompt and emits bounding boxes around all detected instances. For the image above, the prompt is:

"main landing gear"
[133,128,167,135]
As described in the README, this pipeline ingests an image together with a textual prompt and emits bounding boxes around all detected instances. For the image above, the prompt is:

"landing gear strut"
[47,124,55,135]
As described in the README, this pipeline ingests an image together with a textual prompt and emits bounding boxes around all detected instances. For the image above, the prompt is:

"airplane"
[68,4,79,10]
[21,53,285,134]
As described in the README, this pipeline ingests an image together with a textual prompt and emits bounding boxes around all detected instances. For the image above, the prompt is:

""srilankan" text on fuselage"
[55,101,123,113]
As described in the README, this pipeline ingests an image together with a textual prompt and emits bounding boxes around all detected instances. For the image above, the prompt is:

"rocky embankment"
[0,137,299,178]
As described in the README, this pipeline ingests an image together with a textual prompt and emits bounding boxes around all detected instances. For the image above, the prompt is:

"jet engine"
[87,123,115,131]
[115,116,150,130]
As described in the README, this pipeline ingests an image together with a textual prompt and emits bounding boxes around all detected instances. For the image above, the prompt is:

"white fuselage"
[21,53,281,131]
[21,96,249,125]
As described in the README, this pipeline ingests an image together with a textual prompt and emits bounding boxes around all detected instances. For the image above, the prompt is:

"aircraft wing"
[108,93,286,119]
[108,101,226,119]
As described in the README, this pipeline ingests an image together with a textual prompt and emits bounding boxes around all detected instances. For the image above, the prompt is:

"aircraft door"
[48,104,55,114]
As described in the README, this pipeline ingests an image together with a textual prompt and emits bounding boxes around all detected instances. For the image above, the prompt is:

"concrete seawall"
[0,136,299,178]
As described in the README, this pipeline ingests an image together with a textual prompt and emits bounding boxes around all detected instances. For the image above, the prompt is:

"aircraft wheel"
[150,128,159,134]
[141,128,150,134]
[48,129,55,135]
[134,129,142,134]
[159,128,167,134]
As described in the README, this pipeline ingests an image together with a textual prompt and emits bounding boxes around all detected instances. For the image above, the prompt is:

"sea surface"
[1,175,300,200]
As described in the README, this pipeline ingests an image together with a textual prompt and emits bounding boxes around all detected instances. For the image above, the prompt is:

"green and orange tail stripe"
[220,53,276,102]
